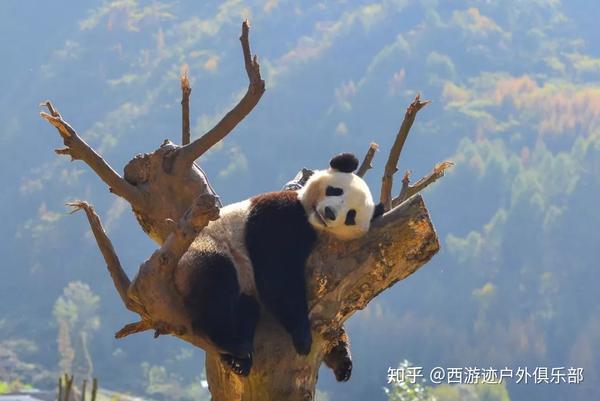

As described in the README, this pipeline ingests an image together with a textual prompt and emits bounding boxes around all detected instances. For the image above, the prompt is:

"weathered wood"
[181,69,192,146]
[40,103,145,210]
[41,21,446,401]
[205,194,439,401]
[173,20,265,172]
[67,201,136,313]
[70,194,220,348]
[392,161,453,207]
[40,20,263,246]
[380,94,430,211]
[91,378,98,401]
[356,142,378,177]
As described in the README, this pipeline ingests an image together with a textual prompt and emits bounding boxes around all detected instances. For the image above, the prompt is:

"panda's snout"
[324,206,336,221]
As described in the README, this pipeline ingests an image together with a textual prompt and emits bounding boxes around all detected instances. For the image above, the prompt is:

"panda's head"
[298,153,383,240]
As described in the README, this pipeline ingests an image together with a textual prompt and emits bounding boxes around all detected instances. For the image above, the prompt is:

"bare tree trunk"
[40,20,264,245]
[205,194,437,401]
[40,21,450,401]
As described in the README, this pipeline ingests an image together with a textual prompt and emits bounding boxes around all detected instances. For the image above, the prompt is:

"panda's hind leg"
[184,251,259,376]
[221,293,260,376]
[324,328,353,382]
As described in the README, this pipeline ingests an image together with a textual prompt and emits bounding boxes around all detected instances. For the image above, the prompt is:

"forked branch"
[40,22,265,246]
[69,194,219,343]
[174,20,265,170]
[67,201,142,315]
[40,102,145,209]
[41,19,445,400]
[380,94,430,211]
[392,161,453,207]
[207,195,440,401]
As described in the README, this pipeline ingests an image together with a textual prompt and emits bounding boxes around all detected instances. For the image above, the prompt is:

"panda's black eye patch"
[326,186,344,196]
[345,209,357,226]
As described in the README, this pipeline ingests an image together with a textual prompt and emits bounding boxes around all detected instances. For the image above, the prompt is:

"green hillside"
[1,1,598,400]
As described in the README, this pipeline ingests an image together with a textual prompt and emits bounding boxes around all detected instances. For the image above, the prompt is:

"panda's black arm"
[245,191,318,354]
[254,261,313,355]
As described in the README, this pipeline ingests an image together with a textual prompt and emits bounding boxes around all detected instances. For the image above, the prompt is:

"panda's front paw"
[334,359,352,382]
[292,331,313,355]
[220,353,253,376]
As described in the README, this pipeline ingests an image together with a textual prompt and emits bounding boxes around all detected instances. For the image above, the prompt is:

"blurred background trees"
[1,1,599,400]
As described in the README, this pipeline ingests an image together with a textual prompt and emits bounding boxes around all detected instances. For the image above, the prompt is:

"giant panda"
[174,153,384,377]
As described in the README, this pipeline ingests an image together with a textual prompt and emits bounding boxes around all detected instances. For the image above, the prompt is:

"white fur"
[176,169,375,298]
[298,168,376,240]
[175,200,257,296]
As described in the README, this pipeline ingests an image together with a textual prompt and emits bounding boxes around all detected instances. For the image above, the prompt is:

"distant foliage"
[0,379,32,394]
[385,361,511,401]
[53,282,100,378]
[141,363,210,401]
[385,361,433,401]
[1,0,599,399]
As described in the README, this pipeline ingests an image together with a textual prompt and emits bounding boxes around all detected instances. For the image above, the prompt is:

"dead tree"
[41,21,451,401]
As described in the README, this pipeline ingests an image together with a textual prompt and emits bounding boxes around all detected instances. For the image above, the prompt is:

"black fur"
[183,250,259,374]
[330,153,359,173]
[324,330,353,382]
[245,191,317,355]
[372,202,385,221]
[344,209,357,226]
[326,186,344,196]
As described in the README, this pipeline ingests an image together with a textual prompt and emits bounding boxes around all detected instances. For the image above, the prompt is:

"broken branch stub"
[205,194,439,401]
[41,20,264,245]
[380,94,430,211]
[41,20,447,401]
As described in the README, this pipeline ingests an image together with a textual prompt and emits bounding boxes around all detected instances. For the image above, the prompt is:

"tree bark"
[41,20,263,245]
[392,161,453,207]
[40,20,447,401]
[205,194,438,401]
[380,94,430,211]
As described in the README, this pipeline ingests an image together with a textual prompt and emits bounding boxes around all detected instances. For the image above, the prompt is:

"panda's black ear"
[371,203,385,221]
[330,153,359,173]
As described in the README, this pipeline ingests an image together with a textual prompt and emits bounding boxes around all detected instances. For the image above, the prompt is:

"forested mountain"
[1,1,598,400]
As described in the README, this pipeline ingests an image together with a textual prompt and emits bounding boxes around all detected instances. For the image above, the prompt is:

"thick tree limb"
[40,102,145,209]
[356,142,379,177]
[206,194,439,401]
[181,69,192,145]
[307,194,438,326]
[68,182,438,401]
[41,19,444,401]
[392,161,453,207]
[70,194,219,345]
[174,20,265,171]
[122,191,219,341]
[380,94,430,211]
[40,21,261,246]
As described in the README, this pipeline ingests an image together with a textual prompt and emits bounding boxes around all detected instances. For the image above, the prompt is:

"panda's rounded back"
[174,199,257,297]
